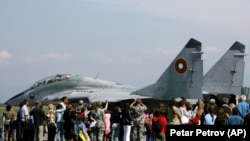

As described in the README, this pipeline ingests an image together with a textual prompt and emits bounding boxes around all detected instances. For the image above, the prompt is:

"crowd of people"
[1,94,250,141]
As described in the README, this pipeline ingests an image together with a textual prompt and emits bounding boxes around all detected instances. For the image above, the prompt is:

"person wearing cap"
[221,97,232,115]
[204,101,217,125]
[30,101,47,141]
[204,98,217,116]
[209,98,216,104]
[79,100,84,105]
[76,100,84,114]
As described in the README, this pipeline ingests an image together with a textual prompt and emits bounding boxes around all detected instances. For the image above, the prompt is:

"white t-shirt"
[20,105,29,122]
[59,102,66,111]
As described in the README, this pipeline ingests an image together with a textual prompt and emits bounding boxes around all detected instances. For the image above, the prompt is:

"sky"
[0,0,250,104]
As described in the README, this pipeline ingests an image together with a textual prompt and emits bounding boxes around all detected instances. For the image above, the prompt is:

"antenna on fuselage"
[94,72,100,79]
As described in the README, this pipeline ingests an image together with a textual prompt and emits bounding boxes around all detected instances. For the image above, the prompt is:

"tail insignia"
[174,58,188,75]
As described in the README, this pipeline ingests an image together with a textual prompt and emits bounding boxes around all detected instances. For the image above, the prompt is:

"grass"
[0,106,50,116]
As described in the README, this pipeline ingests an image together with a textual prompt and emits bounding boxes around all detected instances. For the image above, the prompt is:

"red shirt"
[152,116,167,134]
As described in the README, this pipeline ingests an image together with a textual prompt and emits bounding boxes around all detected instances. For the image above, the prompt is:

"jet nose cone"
[4,101,9,105]
[5,90,27,106]
[5,97,20,106]
[4,99,16,106]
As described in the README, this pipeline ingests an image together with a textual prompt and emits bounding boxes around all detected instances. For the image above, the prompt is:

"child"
[74,116,90,141]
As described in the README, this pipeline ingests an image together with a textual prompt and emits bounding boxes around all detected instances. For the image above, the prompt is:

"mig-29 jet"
[5,38,204,106]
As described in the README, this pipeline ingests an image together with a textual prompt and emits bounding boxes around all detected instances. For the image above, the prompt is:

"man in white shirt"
[59,96,68,110]
[20,99,30,141]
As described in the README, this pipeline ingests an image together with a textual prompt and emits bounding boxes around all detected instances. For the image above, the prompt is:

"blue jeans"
[146,130,154,141]
[111,123,121,141]
[55,122,64,141]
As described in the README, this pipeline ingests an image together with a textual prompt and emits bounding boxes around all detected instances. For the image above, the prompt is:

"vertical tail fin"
[131,38,203,100]
[203,41,245,95]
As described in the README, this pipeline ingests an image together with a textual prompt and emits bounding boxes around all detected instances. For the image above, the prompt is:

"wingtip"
[185,38,202,48]
[230,41,245,53]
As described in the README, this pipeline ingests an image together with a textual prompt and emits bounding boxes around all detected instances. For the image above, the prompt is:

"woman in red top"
[191,99,205,125]
[152,109,167,141]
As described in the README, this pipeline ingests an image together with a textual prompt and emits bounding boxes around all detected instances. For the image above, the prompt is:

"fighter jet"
[5,74,151,106]
[5,38,204,106]
[202,41,246,104]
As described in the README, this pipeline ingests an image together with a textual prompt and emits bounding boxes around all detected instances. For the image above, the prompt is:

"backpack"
[152,118,163,133]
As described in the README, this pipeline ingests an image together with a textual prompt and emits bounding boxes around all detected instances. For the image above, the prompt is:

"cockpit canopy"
[30,74,72,89]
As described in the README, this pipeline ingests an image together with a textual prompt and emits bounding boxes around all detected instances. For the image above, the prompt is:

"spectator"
[55,97,68,141]
[90,100,108,141]
[152,109,167,141]
[214,107,228,125]
[204,102,217,125]
[74,115,90,141]
[104,110,111,141]
[63,103,77,141]
[130,98,147,141]
[237,95,250,118]
[30,101,47,141]
[121,102,133,141]
[243,112,250,126]
[3,104,15,141]
[19,100,30,141]
[191,99,205,125]
[228,107,243,125]
[46,104,57,141]
[110,106,122,141]
[166,98,181,125]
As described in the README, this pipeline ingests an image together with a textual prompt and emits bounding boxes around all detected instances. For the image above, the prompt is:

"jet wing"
[42,90,93,102]
[61,89,151,103]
